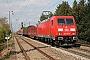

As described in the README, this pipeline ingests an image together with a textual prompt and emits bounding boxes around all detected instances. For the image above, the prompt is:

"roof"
[50,16,74,20]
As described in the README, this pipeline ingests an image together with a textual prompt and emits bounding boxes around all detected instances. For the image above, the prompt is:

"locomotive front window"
[57,19,65,24]
[66,19,74,24]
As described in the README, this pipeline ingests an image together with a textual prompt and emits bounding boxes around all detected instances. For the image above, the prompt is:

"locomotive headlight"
[58,32,62,35]
[58,28,63,31]
[70,28,75,31]
[72,32,75,35]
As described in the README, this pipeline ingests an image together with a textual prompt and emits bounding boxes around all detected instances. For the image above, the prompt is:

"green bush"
[0,27,5,43]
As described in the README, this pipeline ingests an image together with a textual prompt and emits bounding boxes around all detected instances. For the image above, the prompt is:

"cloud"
[0,0,77,32]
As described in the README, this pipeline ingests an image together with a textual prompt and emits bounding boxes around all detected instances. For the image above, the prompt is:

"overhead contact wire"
[5,0,12,11]
[19,0,30,20]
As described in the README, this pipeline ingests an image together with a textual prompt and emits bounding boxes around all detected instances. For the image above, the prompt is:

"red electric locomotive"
[36,16,78,46]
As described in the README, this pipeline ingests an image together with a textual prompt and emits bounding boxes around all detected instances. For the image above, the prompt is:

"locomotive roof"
[40,16,74,23]
[50,16,74,19]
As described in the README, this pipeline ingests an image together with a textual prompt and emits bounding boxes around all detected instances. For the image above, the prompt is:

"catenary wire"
[18,0,30,20]
[34,0,62,20]
[5,0,12,10]
[47,0,61,10]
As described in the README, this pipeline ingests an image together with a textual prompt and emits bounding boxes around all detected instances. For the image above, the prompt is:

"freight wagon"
[27,25,37,38]
[16,29,23,35]
[23,27,28,36]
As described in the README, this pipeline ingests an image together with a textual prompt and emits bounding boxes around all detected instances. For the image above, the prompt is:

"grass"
[77,39,87,44]
[0,38,12,60]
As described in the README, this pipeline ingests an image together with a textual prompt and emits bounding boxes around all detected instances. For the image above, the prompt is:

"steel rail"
[82,44,90,47]
[60,47,90,59]
[15,36,30,60]
[19,36,57,60]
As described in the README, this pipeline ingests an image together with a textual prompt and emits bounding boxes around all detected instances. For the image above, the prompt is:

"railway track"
[18,36,56,60]
[82,44,90,47]
[20,35,90,60]
[10,35,90,60]
[56,46,90,60]
[69,43,90,59]
[15,36,30,60]
[13,35,57,60]
[20,36,80,60]
[67,48,90,59]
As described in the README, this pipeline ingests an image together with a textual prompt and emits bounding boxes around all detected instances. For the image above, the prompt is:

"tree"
[72,0,90,43]
[40,12,53,22]
[3,24,10,35]
[84,0,90,43]
[77,0,86,41]
[49,12,53,18]
[54,1,72,16]
[40,13,47,22]
[0,17,7,27]
[72,0,78,23]
[0,17,10,35]
[0,17,10,40]
[0,27,5,42]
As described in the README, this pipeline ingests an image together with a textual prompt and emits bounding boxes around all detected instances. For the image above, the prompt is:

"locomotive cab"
[50,16,78,46]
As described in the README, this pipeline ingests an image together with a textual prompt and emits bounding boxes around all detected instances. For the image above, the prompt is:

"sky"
[0,0,81,32]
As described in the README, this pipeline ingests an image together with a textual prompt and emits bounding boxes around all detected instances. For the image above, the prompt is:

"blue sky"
[0,0,81,32]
